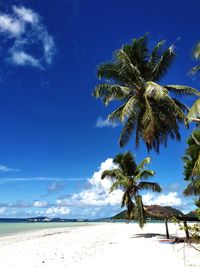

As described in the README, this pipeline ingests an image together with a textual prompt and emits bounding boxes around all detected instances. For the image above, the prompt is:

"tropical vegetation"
[183,129,200,217]
[188,42,200,123]
[93,34,200,152]
[101,151,162,228]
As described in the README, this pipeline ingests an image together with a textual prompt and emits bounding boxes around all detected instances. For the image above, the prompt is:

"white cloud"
[42,34,55,64]
[13,6,39,24]
[33,200,48,207]
[0,6,55,68]
[95,117,119,128]
[10,51,41,68]
[142,192,182,207]
[0,207,6,215]
[0,14,24,36]
[56,158,123,208]
[0,164,19,172]
[46,207,70,217]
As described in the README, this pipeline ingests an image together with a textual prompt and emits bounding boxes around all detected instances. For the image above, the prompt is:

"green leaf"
[189,65,200,76]
[101,169,124,180]
[152,45,175,81]
[118,115,137,147]
[145,81,167,100]
[136,157,151,173]
[188,99,200,120]
[138,182,162,192]
[164,85,200,96]
[120,96,138,122]
[134,195,146,228]
[109,179,129,193]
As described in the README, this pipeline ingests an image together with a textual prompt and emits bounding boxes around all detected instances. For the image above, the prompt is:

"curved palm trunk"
[164,219,169,239]
[183,218,190,239]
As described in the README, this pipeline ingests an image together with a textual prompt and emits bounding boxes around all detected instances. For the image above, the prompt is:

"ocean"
[0,222,92,237]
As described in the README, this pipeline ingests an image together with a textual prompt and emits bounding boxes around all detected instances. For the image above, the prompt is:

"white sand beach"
[0,222,199,267]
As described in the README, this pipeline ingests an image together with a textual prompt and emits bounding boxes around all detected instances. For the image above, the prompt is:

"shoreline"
[0,222,199,267]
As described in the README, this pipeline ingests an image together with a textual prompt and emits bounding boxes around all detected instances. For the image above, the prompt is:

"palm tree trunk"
[183,218,190,239]
[164,219,169,239]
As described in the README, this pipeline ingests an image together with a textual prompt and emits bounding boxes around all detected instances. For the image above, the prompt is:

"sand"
[0,222,199,267]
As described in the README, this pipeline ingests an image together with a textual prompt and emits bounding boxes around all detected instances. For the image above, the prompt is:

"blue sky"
[0,0,199,218]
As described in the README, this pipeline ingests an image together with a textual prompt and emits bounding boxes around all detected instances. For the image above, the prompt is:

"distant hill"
[185,210,199,219]
[27,217,86,222]
[112,210,127,220]
[112,205,184,220]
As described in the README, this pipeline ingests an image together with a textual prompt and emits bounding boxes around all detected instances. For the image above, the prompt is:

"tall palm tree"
[101,151,162,228]
[93,34,200,152]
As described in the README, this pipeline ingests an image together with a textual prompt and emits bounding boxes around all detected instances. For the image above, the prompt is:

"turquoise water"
[0,222,92,237]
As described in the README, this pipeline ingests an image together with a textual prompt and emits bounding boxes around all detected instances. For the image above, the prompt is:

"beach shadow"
[130,233,177,239]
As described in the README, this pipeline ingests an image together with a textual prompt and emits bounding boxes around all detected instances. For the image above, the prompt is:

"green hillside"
[112,205,184,220]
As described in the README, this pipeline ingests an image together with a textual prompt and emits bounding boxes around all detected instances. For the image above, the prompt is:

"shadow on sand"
[130,233,177,239]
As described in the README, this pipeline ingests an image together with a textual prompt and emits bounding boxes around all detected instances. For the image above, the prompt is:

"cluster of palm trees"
[93,34,200,227]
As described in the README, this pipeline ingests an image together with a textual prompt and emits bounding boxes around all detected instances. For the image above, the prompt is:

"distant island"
[0,205,198,223]
[0,217,90,223]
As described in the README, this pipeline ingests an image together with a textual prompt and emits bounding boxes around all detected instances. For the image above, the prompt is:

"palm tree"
[93,34,200,152]
[183,130,200,199]
[101,151,162,228]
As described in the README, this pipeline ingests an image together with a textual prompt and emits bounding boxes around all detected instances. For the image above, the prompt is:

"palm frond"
[135,33,149,64]
[109,179,129,193]
[136,170,155,180]
[164,85,200,96]
[101,169,123,180]
[189,65,200,76]
[184,178,200,196]
[97,62,125,83]
[147,40,165,69]
[145,81,167,100]
[121,191,129,208]
[113,152,137,176]
[192,42,200,60]
[164,94,187,122]
[119,113,137,147]
[134,195,146,228]
[188,99,200,120]
[141,95,156,148]
[152,45,175,81]
[192,153,200,177]
[108,104,126,122]
[93,84,131,105]
[138,182,162,192]
[120,96,138,122]
[171,98,189,113]
[136,157,151,173]
[116,49,142,86]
